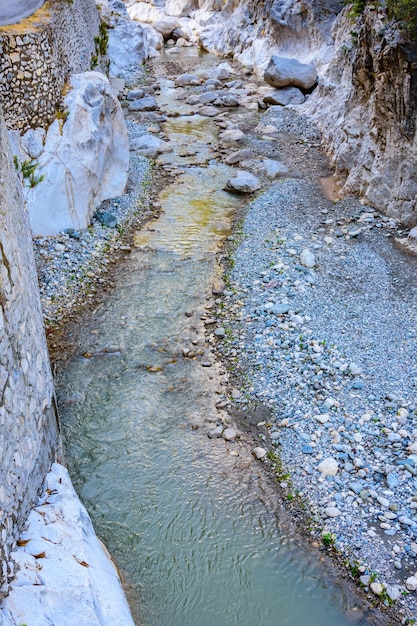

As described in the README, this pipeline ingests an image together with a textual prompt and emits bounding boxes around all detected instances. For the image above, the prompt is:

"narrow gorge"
[0,1,416,625]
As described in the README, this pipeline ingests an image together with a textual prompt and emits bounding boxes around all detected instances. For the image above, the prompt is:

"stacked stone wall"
[0,0,101,132]
[0,108,58,588]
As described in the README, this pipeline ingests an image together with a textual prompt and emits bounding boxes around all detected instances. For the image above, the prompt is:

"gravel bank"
[211,105,417,621]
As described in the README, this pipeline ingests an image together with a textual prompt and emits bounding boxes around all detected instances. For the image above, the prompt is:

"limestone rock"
[300,249,316,268]
[257,159,289,179]
[264,87,305,106]
[264,56,317,90]
[152,16,180,38]
[144,26,164,50]
[21,128,45,159]
[225,149,256,165]
[106,1,149,76]
[219,129,245,142]
[318,457,339,476]
[208,63,235,82]
[252,447,267,460]
[223,427,237,441]
[128,96,158,112]
[130,134,170,158]
[175,73,201,86]
[21,72,129,236]
[225,171,261,194]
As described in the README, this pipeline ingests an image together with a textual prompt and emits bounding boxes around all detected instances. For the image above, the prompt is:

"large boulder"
[14,72,129,236]
[264,56,317,90]
[152,16,181,38]
[106,1,149,75]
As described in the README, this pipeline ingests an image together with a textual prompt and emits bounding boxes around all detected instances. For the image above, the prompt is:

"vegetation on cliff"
[346,0,417,40]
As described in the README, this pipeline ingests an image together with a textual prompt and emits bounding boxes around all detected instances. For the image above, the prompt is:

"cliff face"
[306,8,417,227]
[0,108,58,589]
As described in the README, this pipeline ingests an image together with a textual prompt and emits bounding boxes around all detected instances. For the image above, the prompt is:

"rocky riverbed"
[32,43,417,623]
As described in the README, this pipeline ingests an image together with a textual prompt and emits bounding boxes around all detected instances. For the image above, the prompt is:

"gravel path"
[213,105,417,621]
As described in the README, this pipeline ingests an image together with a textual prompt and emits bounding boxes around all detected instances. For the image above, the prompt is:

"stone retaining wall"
[0,108,59,589]
[0,0,101,132]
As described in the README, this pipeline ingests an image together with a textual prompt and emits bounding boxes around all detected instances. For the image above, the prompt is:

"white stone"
[300,249,316,268]
[219,129,245,142]
[314,413,329,424]
[144,26,164,50]
[130,134,170,158]
[370,582,384,596]
[20,128,45,159]
[152,16,180,37]
[406,576,417,591]
[317,457,339,476]
[257,159,289,179]
[104,0,149,75]
[386,585,401,601]
[252,447,267,460]
[23,72,129,236]
[325,506,340,518]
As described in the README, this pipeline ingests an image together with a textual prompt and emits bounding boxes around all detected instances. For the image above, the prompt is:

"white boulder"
[21,72,129,236]
[108,10,148,74]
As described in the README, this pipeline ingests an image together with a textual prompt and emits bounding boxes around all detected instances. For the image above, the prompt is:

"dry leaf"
[33,551,46,559]
[17,539,30,547]
[73,555,90,568]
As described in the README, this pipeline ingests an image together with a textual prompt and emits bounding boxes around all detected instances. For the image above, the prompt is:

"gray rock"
[264,56,317,90]
[97,211,117,228]
[175,73,200,86]
[225,171,261,194]
[127,88,145,101]
[264,87,305,106]
[225,149,256,165]
[271,303,290,315]
[223,427,237,441]
[128,96,158,112]
[130,134,169,158]
[257,159,289,179]
[208,425,224,439]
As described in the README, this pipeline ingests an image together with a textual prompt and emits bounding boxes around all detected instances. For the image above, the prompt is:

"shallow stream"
[57,50,385,626]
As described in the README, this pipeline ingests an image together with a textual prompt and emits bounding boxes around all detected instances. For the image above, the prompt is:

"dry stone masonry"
[0,108,58,589]
[0,0,101,132]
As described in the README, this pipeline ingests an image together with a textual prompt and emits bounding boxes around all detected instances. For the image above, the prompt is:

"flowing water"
[57,50,387,626]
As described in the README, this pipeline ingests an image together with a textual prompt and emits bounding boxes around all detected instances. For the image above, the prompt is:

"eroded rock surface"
[11,71,129,236]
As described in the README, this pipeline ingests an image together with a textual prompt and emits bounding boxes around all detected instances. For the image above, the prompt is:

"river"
[56,48,387,626]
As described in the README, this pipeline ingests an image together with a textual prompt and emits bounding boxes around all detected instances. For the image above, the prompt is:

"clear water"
[57,51,387,626]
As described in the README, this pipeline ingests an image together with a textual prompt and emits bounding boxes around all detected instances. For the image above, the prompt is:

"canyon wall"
[305,7,417,228]
[0,108,58,589]
[0,0,101,132]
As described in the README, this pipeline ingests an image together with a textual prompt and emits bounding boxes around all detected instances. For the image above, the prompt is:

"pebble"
[223,427,237,441]
[252,447,267,460]
[300,249,316,268]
